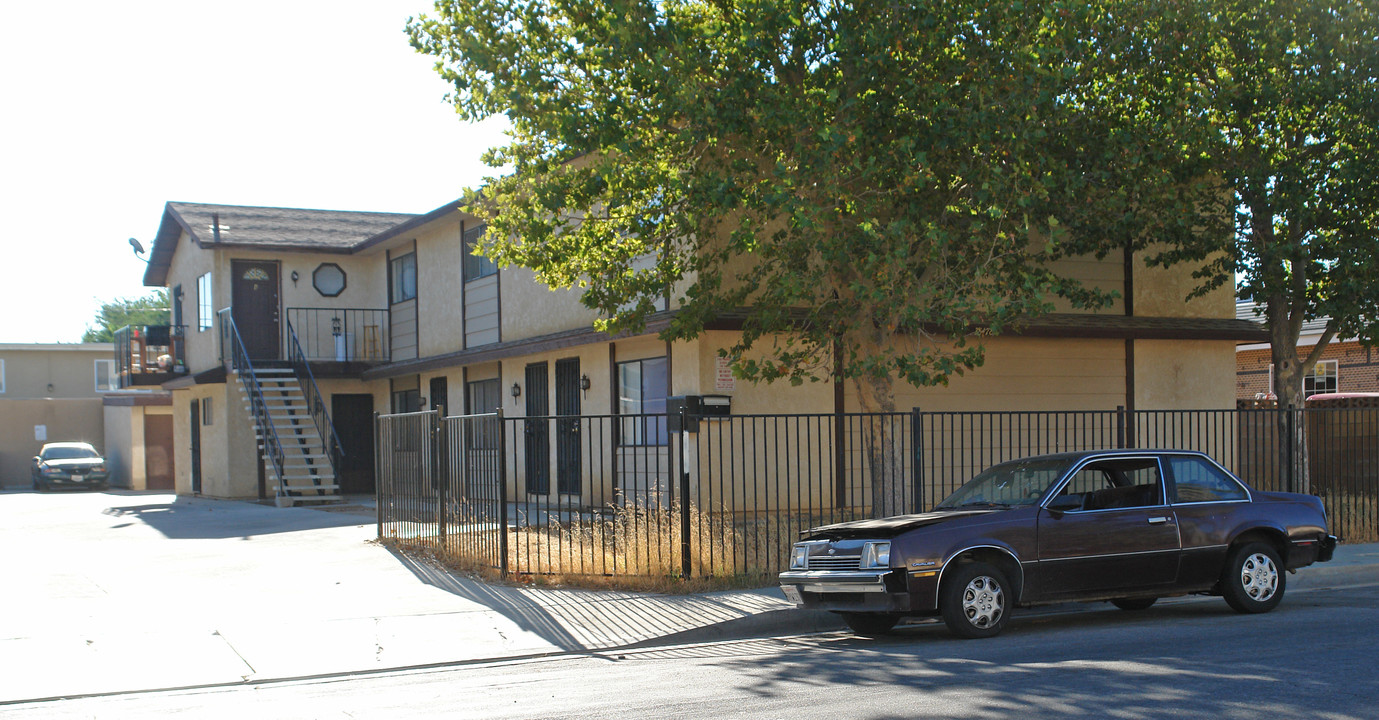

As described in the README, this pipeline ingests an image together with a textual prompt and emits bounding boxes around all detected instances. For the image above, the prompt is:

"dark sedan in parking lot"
[779,450,1336,638]
[31,442,110,491]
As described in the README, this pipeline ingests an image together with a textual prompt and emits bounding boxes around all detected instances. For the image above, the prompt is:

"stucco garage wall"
[0,399,105,488]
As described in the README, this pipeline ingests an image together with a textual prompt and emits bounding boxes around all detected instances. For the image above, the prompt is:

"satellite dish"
[129,237,146,256]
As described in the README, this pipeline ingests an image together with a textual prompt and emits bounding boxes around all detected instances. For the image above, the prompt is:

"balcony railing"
[113,324,187,388]
[284,307,389,363]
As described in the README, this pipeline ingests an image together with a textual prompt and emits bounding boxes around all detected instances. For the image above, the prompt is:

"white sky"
[0,1,507,343]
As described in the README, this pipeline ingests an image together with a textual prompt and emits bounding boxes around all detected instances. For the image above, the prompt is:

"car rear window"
[1170,456,1248,503]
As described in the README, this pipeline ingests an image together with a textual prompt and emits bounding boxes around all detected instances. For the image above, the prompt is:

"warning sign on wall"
[715,356,736,392]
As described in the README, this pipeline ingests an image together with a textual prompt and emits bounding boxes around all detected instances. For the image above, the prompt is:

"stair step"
[278,481,338,489]
[253,368,295,374]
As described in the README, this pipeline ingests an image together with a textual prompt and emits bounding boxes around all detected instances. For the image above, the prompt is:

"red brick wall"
[1236,340,1379,399]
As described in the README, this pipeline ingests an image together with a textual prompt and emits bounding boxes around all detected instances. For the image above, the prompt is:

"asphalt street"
[9,582,1378,719]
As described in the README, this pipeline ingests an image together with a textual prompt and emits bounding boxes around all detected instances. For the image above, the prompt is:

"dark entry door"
[231,260,280,359]
[430,376,449,416]
[524,362,550,495]
[144,413,175,491]
[555,357,582,495]
[189,399,202,494]
[332,394,376,495]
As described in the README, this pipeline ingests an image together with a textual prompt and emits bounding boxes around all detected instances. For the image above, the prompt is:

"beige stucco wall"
[163,231,218,371]
[1134,340,1237,410]
[1133,248,1234,319]
[0,399,105,488]
[497,264,597,344]
[103,404,137,489]
[0,344,115,399]
[410,215,465,357]
[171,381,262,498]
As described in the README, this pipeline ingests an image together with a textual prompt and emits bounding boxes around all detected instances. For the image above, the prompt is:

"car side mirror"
[1046,495,1082,514]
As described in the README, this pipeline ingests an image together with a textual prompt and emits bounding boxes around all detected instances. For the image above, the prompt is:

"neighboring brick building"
[1236,301,1379,399]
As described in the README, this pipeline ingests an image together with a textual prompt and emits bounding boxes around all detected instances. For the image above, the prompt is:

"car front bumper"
[42,473,108,489]
[778,569,935,614]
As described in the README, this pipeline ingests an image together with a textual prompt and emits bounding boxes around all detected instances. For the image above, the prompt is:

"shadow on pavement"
[391,549,790,653]
[100,494,371,540]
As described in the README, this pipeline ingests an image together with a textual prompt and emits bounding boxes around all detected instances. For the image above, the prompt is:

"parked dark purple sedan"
[779,450,1336,639]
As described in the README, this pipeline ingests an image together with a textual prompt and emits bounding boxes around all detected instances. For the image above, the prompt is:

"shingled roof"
[143,202,417,286]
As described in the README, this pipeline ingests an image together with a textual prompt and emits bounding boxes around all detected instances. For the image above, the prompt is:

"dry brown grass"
[379,503,868,592]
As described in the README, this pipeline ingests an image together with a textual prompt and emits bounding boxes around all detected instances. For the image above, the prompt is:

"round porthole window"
[312,263,347,297]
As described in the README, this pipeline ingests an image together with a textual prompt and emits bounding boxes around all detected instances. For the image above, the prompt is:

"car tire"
[1110,597,1157,611]
[1222,541,1285,614]
[839,612,901,637]
[940,562,1010,639]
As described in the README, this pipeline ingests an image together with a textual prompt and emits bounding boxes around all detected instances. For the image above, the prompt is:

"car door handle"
[1147,516,1172,525]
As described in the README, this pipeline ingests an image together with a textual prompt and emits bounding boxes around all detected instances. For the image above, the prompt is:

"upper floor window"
[94,359,117,393]
[391,252,417,303]
[618,356,668,446]
[463,224,497,282]
[197,272,213,331]
[0,358,6,393]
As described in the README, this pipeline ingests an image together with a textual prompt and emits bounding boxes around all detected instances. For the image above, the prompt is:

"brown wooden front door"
[144,413,175,490]
[231,260,281,359]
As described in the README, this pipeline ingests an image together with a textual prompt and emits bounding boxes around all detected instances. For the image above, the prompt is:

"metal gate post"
[497,408,509,577]
[679,407,692,579]
[911,407,924,513]
[1116,406,1127,449]
[434,409,447,545]
[1284,407,1296,493]
[374,412,382,540]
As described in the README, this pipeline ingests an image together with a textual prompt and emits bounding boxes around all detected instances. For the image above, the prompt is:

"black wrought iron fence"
[376,406,1379,582]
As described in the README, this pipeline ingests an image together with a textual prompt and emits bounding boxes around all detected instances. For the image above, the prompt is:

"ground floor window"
[466,378,501,448]
[1303,360,1339,397]
[618,356,667,445]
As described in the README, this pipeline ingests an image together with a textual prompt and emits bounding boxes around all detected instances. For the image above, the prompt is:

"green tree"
[409,0,1218,514]
[1169,0,1379,412]
[82,290,170,343]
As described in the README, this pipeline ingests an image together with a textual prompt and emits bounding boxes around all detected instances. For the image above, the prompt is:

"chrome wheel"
[961,575,1005,629]
[1240,552,1279,602]
[1222,541,1286,614]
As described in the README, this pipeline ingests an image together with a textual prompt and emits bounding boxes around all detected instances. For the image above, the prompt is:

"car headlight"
[789,544,810,570]
[92,464,107,473]
[861,541,891,569]
[42,465,66,476]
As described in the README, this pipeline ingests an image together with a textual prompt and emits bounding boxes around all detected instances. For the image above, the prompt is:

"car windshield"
[42,446,100,460]
[935,457,1072,509]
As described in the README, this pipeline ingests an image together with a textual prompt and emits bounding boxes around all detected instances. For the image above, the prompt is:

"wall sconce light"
[46,383,55,393]
[331,317,342,337]
[579,374,591,396]
[510,383,522,399]
[290,270,300,286]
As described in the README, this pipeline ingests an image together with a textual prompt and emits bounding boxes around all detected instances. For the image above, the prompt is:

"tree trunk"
[1269,333,1309,493]
[853,374,906,517]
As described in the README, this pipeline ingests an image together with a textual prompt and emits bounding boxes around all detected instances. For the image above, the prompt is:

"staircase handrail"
[219,309,288,494]
[286,320,345,472]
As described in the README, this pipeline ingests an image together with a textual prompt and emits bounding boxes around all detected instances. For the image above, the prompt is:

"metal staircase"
[220,310,342,507]
[240,368,340,505]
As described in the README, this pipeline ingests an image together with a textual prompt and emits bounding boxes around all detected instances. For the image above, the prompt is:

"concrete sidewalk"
[1,489,1375,705]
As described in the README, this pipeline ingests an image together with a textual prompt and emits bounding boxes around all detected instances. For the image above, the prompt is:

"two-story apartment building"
[126,198,1267,506]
